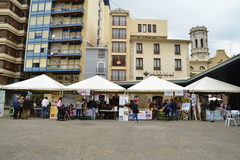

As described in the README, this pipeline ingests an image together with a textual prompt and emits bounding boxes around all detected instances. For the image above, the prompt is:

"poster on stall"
[119,107,129,121]
[0,90,5,117]
[78,90,90,96]
[164,91,173,96]
[191,94,196,106]
[128,110,152,120]
[175,91,184,96]
[181,103,190,111]
[49,93,59,119]
[119,95,129,106]
[183,90,191,99]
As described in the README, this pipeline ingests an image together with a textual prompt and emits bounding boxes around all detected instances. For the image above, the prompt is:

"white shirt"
[76,101,83,109]
[41,99,49,107]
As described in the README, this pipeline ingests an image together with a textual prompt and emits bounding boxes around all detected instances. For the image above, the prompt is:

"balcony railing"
[48,49,81,56]
[50,20,83,27]
[154,67,161,70]
[51,6,84,14]
[112,61,126,66]
[49,34,82,42]
[136,66,143,70]
[46,64,81,71]
[96,68,106,74]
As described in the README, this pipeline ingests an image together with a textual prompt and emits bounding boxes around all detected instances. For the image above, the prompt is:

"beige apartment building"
[0,0,29,85]
[108,8,191,81]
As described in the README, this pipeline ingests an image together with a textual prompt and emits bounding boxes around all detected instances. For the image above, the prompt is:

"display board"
[119,95,129,106]
[0,90,5,117]
[49,93,59,119]
[206,110,224,120]
[119,107,129,121]
[128,110,152,120]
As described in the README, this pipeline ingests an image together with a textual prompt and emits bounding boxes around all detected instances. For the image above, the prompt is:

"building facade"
[108,9,191,81]
[189,26,229,77]
[24,0,110,84]
[0,0,29,85]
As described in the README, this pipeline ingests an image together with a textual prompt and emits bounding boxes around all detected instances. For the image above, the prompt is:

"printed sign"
[181,103,190,111]
[0,90,5,117]
[164,91,173,96]
[119,95,129,106]
[175,91,184,96]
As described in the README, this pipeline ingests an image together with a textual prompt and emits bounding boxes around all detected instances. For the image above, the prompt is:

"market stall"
[185,76,240,121]
[66,75,126,120]
[127,76,186,121]
[3,74,66,119]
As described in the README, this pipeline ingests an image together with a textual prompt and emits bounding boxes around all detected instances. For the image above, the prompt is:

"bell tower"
[189,26,209,59]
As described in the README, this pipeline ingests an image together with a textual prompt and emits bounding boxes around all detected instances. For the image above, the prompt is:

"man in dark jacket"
[13,96,20,119]
[171,99,178,120]
[22,96,32,119]
[208,100,216,122]
[131,100,139,121]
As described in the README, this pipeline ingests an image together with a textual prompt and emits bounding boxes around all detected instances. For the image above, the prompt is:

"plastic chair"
[225,111,238,127]
[231,110,240,125]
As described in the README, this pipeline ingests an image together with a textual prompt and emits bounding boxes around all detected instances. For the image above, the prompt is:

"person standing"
[131,100,139,121]
[164,101,171,121]
[13,96,20,119]
[19,96,24,119]
[91,99,98,120]
[41,97,49,119]
[208,100,216,122]
[82,99,87,120]
[171,99,178,120]
[57,97,63,120]
[75,99,83,120]
[22,96,32,119]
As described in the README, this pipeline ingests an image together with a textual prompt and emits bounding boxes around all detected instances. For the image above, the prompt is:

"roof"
[66,75,125,92]
[127,76,184,93]
[3,74,66,91]
[185,77,240,93]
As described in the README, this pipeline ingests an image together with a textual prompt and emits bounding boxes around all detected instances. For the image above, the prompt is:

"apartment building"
[109,8,191,81]
[0,0,29,85]
[24,0,110,84]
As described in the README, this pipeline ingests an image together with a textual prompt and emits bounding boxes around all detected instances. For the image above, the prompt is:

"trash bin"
[9,106,14,116]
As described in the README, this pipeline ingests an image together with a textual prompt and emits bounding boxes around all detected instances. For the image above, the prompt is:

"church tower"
[189,26,209,59]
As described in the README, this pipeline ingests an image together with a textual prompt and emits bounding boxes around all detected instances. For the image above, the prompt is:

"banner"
[181,103,190,111]
[119,95,129,106]
[50,93,59,119]
[164,91,173,96]
[0,90,5,117]
[175,91,184,96]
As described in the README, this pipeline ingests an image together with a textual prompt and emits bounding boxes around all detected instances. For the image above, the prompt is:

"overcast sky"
[110,0,240,57]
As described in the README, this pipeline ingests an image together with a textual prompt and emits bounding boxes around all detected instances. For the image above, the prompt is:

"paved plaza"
[0,116,240,160]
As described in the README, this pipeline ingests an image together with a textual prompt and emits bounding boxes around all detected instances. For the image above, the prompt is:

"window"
[29,31,35,39]
[136,77,143,80]
[153,24,157,33]
[36,16,43,25]
[201,39,204,48]
[200,66,205,71]
[32,3,38,11]
[175,44,180,55]
[38,3,45,11]
[143,24,146,33]
[112,42,126,52]
[32,63,40,68]
[34,44,41,53]
[30,17,36,25]
[138,24,142,32]
[97,62,105,74]
[154,58,161,70]
[45,2,51,11]
[43,16,50,24]
[148,24,151,32]
[136,58,143,70]
[112,70,126,81]
[35,31,42,39]
[27,44,34,52]
[112,16,126,26]
[112,28,126,39]
[136,43,142,53]
[40,48,44,53]
[112,55,126,66]
[195,39,198,48]
[98,50,105,59]
[154,44,160,54]
[42,30,49,38]
[175,59,182,71]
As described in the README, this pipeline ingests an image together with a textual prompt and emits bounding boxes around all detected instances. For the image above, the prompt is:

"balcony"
[46,64,81,72]
[50,20,84,29]
[96,68,106,74]
[112,60,126,66]
[48,49,82,57]
[154,67,161,70]
[49,34,82,42]
[136,66,143,70]
[51,6,84,15]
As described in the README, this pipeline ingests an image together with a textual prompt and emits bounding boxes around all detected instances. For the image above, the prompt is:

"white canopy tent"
[66,75,126,92]
[3,74,66,91]
[185,77,240,93]
[127,76,184,93]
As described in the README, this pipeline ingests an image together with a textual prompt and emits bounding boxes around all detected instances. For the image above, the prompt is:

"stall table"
[99,110,118,120]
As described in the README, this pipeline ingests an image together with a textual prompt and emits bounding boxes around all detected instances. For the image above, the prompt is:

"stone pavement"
[0,117,240,160]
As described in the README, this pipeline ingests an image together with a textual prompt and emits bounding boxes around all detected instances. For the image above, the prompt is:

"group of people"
[12,96,32,119]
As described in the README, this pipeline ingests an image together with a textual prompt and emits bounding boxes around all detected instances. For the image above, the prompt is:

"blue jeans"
[132,113,138,121]
[76,109,81,119]
[171,110,178,120]
[165,110,170,120]
[42,107,48,119]
[92,108,96,120]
